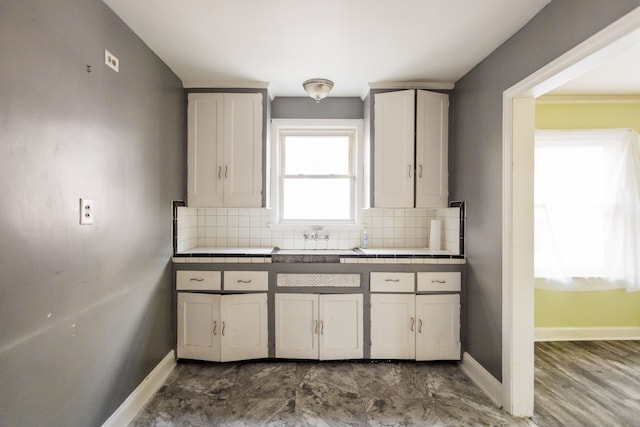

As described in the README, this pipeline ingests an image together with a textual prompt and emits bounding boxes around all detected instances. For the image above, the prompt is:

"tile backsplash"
[176,205,463,254]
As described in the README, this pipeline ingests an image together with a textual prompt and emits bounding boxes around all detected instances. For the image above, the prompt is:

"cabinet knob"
[213,321,217,336]
[218,166,222,179]
[190,278,204,282]
[410,317,415,332]
[408,164,413,178]
[237,279,252,284]
[221,321,226,336]
[418,164,423,178]
[418,319,423,334]
[385,278,400,282]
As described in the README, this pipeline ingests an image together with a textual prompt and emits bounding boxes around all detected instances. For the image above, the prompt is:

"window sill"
[268,223,364,231]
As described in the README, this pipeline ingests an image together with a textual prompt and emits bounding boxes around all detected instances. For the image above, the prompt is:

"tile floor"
[129,360,533,426]
[130,341,640,426]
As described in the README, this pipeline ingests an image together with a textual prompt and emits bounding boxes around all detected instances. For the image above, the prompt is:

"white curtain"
[534,128,640,292]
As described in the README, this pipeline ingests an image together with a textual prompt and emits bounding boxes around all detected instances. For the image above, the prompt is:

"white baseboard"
[102,350,176,427]
[460,352,503,408]
[535,326,640,342]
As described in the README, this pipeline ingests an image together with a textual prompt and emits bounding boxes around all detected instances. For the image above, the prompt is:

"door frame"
[501,8,640,416]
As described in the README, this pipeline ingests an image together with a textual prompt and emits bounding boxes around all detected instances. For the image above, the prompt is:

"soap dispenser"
[361,227,369,249]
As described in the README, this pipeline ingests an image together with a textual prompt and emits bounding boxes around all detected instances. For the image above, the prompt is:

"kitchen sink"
[274,249,357,255]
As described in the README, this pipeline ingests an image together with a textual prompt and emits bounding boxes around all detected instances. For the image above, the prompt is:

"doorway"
[502,8,640,416]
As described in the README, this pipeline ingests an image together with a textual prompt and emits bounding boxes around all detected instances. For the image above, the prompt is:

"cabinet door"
[415,294,461,361]
[370,294,416,359]
[416,90,449,208]
[319,294,363,360]
[374,90,415,207]
[187,93,224,207]
[275,293,319,359]
[223,93,263,207]
[220,293,268,362]
[177,293,221,361]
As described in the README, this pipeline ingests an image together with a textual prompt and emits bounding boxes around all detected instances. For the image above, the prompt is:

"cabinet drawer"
[224,271,268,291]
[417,272,461,292]
[370,272,414,292]
[176,270,221,291]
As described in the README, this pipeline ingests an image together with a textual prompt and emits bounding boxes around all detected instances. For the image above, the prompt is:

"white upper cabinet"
[187,92,263,207]
[373,89,449,208]
[188,93,224,207]
[416,90,449,208]
[374,90,415,207]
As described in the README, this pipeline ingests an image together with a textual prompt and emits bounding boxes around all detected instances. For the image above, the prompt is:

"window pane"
[282,178,351,220]
[534,143,607,277]
[284,136,350,175]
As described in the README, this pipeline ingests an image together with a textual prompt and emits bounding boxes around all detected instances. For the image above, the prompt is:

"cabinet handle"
[237,279,252,284]
[314,320,318,334]
[432,280,446,284]
[408,164,412,178]
[418,319,423,334]
[385,278,400,282]
[320,320,324,335]
[221,321,225,336]
[218,166,222,179]
[418,164,423,178]
[213,321,217,336]
[224,165,228,178]
[189,278,204,282]
[410,317,415,332]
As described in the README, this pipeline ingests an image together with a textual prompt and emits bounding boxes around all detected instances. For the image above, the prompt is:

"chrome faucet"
[304,230,329,241]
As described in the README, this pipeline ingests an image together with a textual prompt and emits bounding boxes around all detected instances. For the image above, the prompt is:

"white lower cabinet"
[371,293,460,360]
[415,294,461,360]
[177,292,268,362]
[275,293,363,360]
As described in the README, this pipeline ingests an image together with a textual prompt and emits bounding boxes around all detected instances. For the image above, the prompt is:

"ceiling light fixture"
[303,78,334,102]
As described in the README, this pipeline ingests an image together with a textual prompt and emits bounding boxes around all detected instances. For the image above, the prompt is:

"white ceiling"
[102,0,551,98]
[547,40,640,95]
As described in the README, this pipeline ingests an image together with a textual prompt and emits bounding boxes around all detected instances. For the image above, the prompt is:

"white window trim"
[269,119,364,230]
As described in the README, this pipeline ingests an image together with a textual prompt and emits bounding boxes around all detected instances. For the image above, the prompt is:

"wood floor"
[130,341,640,426]
[533,340,640,426]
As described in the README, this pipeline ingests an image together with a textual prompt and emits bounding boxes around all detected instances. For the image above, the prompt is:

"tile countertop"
[173,247,465,264]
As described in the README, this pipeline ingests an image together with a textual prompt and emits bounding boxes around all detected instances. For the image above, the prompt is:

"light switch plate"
[80,198,94,225]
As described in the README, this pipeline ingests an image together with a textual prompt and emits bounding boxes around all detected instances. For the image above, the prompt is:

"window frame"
[269,119,364,228]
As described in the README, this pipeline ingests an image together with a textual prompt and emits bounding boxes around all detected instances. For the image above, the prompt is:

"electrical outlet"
[80,198,94,225]
[104,49,119,72]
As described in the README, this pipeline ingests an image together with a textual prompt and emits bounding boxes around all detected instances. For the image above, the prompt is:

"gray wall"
[272,97,364,119]
[451,0,640,379]
[0,1,185,425]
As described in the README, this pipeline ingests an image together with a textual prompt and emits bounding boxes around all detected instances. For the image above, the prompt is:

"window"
[271,120,363,225]
[534,129,640,291]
